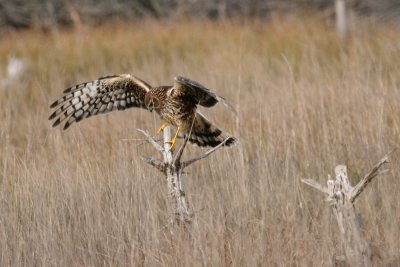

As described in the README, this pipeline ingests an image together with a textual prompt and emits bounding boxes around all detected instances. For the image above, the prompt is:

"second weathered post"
[302,154,391,267]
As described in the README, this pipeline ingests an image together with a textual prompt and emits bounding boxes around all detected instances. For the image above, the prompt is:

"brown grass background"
[1,15,400,266]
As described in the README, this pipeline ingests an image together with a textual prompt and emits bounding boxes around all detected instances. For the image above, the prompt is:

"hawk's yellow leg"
[156,122,169,135]
[169,127,180,150]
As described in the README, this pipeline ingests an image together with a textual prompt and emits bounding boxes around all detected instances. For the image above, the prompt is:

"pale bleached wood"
[138,125,229,224]
[350,155,390,203]
[162,126,191,223]
[136,129,163,153]
[302,153,392,267]
[300,178,329,194]
[140,156,165,173]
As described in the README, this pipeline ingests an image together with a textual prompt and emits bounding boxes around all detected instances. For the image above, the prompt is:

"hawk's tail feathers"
[184,112,236,148]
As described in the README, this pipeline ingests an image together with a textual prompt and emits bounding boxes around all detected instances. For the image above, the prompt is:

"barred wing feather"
[173,76,236,113]
[184,112,236,147]
[48,74,151,130]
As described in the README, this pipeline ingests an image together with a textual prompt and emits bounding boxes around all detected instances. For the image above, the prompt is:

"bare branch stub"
[301,178,329,194]
[136,128,164,153]
[140,156,165,173]
[181,137,231,169]
[350,154,390,203]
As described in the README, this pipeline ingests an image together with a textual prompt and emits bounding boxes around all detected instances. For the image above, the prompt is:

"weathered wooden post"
[302,153,392,267]
[335,0,347,40]
[138,126,231,224]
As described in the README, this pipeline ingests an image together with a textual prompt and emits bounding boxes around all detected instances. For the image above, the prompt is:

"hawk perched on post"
[49,75,236,148]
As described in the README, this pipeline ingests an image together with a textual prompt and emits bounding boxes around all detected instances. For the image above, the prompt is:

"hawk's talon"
[167,140,177,151]
[156,122,169,135]
[167,127,180,151]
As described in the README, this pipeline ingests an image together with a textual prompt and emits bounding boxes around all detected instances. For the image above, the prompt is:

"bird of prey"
[48,75,236,148]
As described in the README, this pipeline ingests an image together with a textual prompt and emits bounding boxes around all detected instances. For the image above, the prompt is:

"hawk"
[49,75,236,148]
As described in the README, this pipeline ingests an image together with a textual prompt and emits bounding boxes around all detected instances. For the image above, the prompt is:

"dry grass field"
[1,15,400,266]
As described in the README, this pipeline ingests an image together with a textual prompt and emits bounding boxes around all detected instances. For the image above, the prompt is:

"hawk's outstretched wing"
[173,76,235,112]
[49,74,151,130]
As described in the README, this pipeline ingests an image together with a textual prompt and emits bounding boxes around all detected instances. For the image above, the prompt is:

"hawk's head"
[144,93,158,112]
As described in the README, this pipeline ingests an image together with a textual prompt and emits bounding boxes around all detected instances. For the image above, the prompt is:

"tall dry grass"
[1,15,400,266]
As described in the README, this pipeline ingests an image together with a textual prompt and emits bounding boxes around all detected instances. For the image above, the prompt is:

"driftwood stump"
[302,154,391,267]
[138,126,230,224]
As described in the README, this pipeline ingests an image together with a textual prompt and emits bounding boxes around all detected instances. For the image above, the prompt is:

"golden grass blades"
[1,15,400,266]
